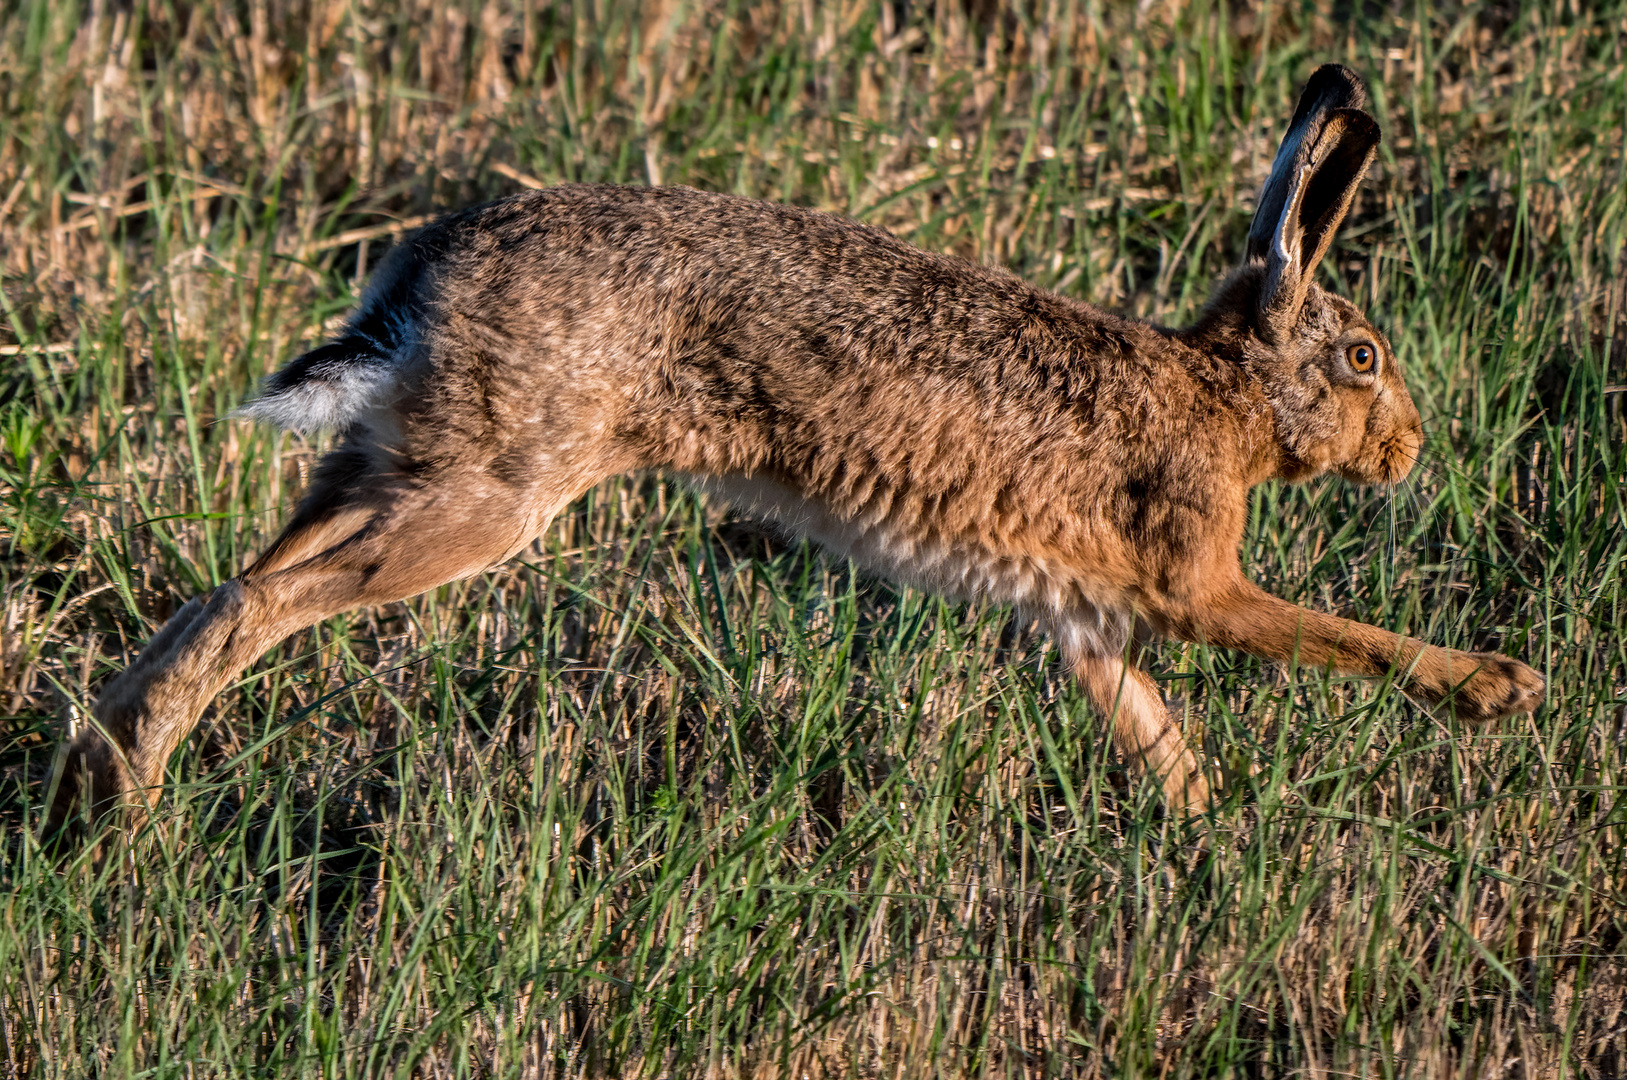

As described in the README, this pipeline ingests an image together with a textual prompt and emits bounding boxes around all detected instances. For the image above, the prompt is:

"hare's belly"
[686,471,1130,634]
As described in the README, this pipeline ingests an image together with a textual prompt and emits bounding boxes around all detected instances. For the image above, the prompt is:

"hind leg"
[46,459,584,843]
[45,593,212,838]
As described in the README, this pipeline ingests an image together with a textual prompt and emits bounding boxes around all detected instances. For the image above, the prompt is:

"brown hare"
[46,64,1543,842]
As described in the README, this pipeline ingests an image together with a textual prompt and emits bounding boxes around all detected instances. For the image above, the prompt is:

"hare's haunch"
[47,65,1543,842]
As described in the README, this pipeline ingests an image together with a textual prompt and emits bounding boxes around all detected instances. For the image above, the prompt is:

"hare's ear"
[1246,65,1381,344]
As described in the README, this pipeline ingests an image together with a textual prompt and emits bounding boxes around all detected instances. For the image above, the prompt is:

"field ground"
[1,0,1624,1076]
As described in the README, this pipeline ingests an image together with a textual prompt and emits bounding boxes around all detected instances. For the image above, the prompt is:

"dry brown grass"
[1,1,1624,1076]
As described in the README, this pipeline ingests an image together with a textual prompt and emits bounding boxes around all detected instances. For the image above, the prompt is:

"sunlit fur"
[47,66,1542,845]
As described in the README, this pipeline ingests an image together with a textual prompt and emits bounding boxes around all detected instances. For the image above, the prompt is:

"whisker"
[1387,486,1398,570]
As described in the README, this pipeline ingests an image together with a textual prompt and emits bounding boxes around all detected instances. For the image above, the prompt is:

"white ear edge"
[1272,164,1314,271]
[1258,163,1316,342]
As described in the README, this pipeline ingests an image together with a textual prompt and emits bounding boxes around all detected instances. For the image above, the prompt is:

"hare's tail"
[235,332,404,435]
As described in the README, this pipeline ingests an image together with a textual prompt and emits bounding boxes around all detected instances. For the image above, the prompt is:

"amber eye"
[1346,343,1377,373]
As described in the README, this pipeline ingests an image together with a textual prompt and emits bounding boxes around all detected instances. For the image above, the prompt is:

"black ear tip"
[1298,63,1371,115]
[1308,63,1367,88]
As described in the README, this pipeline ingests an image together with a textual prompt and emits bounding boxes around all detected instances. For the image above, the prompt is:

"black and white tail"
[238,229,436,436]
[235,335,406,435]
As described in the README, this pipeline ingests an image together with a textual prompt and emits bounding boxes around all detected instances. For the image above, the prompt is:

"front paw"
[1441,651,1545,723]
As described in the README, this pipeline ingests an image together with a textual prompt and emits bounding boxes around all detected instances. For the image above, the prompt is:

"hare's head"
[1190,65,1422,487]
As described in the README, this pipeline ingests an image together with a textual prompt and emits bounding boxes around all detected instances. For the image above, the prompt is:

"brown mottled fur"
[46,65,1542,843]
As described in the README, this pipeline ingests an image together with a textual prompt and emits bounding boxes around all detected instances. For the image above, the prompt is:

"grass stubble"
[0,0,1624,1076]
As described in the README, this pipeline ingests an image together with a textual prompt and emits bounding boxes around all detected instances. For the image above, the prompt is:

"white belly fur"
[683,471,1133,659]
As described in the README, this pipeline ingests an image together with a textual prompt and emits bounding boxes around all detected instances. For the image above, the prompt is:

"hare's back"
[417,184,1044,357]
[384,186,1111,447]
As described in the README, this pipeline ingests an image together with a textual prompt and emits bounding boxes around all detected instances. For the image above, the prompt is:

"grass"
[1,0,1624,1075]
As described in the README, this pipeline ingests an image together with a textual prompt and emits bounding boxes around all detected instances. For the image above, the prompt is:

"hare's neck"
[1147,325,1285,486]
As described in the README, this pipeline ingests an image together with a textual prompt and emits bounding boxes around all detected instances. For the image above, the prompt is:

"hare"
[46,64,1543,842]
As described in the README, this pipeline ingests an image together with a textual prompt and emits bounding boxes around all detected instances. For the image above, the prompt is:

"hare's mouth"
[1334,425,1421,486]
[1377,426,1423,484]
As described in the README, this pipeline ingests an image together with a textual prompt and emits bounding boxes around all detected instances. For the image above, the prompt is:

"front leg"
[1071,650,1211,813]
[1172,580,1544,721]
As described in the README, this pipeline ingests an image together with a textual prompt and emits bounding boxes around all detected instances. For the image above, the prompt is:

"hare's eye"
[1346,343,1377,373]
